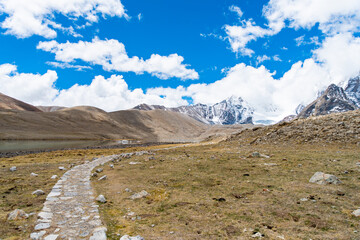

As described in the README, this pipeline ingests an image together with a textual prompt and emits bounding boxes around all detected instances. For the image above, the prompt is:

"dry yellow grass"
[92,142,360,239]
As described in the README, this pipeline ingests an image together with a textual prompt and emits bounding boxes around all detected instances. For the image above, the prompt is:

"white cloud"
[224,20,275,56]
[0,0,128,38]
[52,75,188,111]
[0,64,59,105]
[137,13,143,21]
[256,55,271,64]
[46,61,92,71]
[264,0,360,34]
[229,5,243,18]
[37,38,199,80]
[0,63,188,110]
[314,33,360,83]
[224,0,360,55]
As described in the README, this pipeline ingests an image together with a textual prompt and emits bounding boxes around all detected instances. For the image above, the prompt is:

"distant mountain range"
[134,96,254,125]
[0,75,359,132]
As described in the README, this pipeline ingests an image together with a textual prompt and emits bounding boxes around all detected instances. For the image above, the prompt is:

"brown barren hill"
[0,92,41,112]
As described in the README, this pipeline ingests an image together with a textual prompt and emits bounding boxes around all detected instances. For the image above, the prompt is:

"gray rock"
[31,172,38,177]
[352,209,360,217]
[125,188,132,192]
[32,189,45,196]
[44,234,58,240]
[58,167,66,171]
[96,168,103,173]
[96,195,107,203]
[309,172,342,185]
[7,209,29,221]
[90,226,107,240]
[51,175,57,179]
[34,223,51,230]
[129,162,141,165]
[120,235,145,240]
[30,231,46,240]
[10,166,17,172]
[109,164,114,169]
[98,175,107,181]
[252,232,263,238]
[130,190,149,200]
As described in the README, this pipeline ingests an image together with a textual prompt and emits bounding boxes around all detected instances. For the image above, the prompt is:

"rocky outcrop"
[298,76,360,118]
[298,84,357,118]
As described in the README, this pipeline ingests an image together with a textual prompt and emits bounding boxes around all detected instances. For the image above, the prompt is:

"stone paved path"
[31,155,120,240]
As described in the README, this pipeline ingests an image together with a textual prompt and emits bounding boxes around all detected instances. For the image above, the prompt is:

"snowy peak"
[133,96,254,125]
[298,79,359,118]
[345,76,360,107]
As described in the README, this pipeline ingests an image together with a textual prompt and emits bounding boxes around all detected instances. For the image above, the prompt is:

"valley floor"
[92,142,360,240]
[1,141,359,239]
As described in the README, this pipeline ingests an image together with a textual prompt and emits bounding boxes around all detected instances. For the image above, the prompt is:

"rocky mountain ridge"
[134,96,254,125]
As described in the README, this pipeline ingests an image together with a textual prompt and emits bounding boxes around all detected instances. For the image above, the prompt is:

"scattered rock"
[51,175,57,179]
[352,209,360,217]
[30,172,38,177]
[129,162,141,165]
[10,166,17,172]
[336,190,345,196]
[264,163,277,166]
[32,189,45,196]
[309,172,342,185]
[91,172,98,177]
[58,167,66,171]
[212,197,226,202]
[252,152,261,157]
[96,195,107,203]
[7,209,29,221]
[251,152,270,158]
[125,188,132,192]
[120,235,145,240]
[300,198,308,202]
[130,190,149,200]
[356,162,360,167]
[252,232,264,238]
[96,168,103,173]
[30,231,46,240]
[98,175,107,181]
[109,164,114,169]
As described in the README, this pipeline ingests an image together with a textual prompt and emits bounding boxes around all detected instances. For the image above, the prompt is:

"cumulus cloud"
[52,75,188,111]
[224,0,360,55]
[0,64,59,105]
[0,63,188,111]
[314,33,360,83]
[264,0,360,34]
[37,38,199,80]
[0,0,128,38]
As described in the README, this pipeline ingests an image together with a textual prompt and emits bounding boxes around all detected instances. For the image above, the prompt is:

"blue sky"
[0,0,359,121]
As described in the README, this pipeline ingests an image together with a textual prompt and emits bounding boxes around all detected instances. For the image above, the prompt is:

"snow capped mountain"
[134,96,254,125]
[298,76,360,118]
[345,76,360,107]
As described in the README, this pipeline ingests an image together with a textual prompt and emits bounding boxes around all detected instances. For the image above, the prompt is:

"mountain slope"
[134,96,254,125]
[298,84,357,118]
[0,106,210,142]
[0,93,41,112]
[228,109,360,145]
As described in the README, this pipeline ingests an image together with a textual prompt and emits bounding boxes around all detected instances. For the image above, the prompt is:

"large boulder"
[309,172,341,185]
